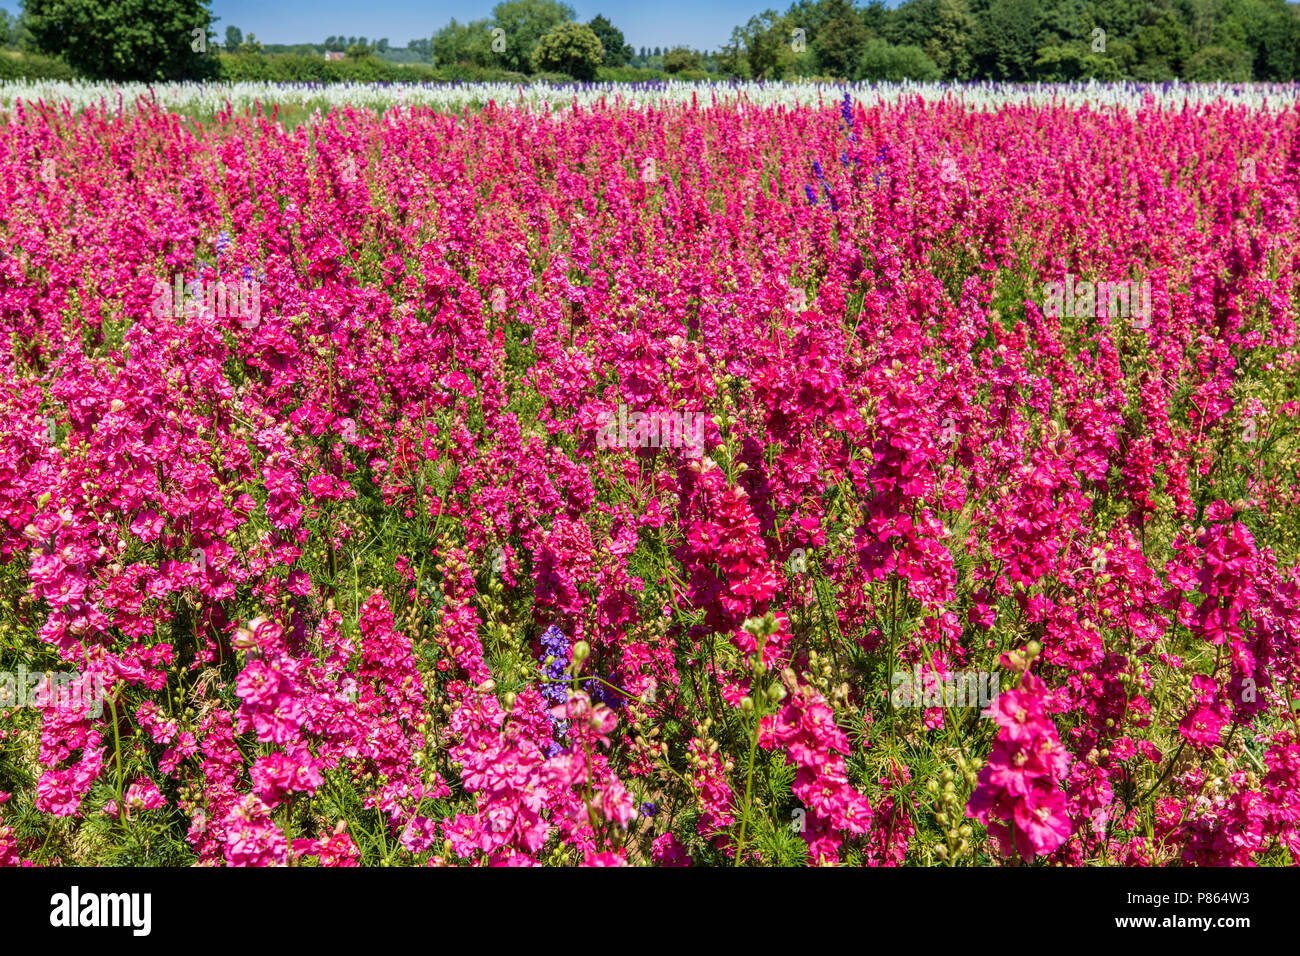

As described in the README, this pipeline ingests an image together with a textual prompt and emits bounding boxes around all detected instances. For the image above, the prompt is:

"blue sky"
[211,0,797,53]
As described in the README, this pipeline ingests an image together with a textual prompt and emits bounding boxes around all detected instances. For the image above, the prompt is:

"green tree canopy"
[663,45,703,73]
[23,0,216,80]
[531,20,603,79]
[587,13,631,66]
[492,0,575,72]
[431,17,494,68]
[857,37,941,80]
[812,0,869,78]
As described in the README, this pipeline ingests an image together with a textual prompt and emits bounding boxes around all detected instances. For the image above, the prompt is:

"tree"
[1033,43,1121,79]
[1224,0,1297,80]
[663,45,703,73]
[704,0,1300,82]
[732,9,801,80]
[587,13,630,66]
[490,0,575,72]
[23,0,217,80]
[1184,43,1253,79]
[812,0,868,78]
[531,20,603,78]
[925,0,976,79]
[857,37,941,79]
[225,25,242,50]
[887,0,935,46]
[973,0,1045,79]
[860,0,888,35]
[0,6,24,47]
[717,35,751,77]
[432,17,494,67]
[1134,12,1191,78]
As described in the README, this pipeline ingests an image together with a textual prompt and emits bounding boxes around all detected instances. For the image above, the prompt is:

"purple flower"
[538,625,571,755]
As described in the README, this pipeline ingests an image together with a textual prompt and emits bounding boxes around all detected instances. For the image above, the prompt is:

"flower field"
[1,87,1299,867]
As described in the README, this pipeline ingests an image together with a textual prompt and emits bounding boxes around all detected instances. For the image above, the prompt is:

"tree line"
[720,0,1300,81]
[2,0,1297,83]
[432,0,1300,82]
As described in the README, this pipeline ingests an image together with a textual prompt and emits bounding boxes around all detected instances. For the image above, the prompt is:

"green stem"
[733,701,764,866]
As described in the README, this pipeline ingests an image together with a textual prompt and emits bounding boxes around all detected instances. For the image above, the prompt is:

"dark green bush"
[0,52,80,81]
[596,66,671,82]
[529,70,576,84]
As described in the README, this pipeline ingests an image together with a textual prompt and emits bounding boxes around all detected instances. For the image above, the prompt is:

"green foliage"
[596,65,671,81]
[662,45,703,74]
[210,50,571,84]
[717,37,752,78]
[811,0,869,78]
[0,6,15,47]
[431,17,495,69]
[858,38,942,81]
[586,13,631,66]
[0,50,78,80]
[1135,12,1192,76]
[718,0,1282,82]
[1034,43,1122,80]
[491,0,576,73]
[531,21,604,81]
[22,0,218,81]
[728,9,803,80]
[715,0,1300,82]
[1226,0,1300,79]
[529,69,577,84]
[975,0,1045,79]
[1184,43,1254,80]
[924,0,977,80]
